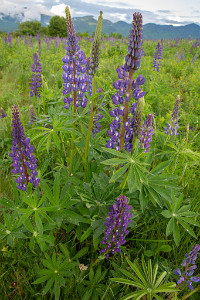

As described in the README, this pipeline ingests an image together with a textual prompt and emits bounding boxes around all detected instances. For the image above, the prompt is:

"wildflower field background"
[0,8,200,300]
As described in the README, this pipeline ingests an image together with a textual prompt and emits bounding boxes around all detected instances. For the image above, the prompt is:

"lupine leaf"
[172,219,180,246]
[177,219,197,238]
[150,160,172,175]
[33,275,51,284]
[109,164,129,183]
[42,277,55,295]
[101,147,131,158]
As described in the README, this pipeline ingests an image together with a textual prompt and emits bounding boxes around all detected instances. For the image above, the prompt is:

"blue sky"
[1,0,200,25]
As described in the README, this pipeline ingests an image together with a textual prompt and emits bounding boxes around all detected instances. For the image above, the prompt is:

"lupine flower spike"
[92,88,104,137]
[9,105,40,191]
[30,53,42,98]
[106,13,144,153]
[90,11,103,76]
[153,42,163,71]
[1,107,7,118]
[99,195,133,258]
[174,244,200,290]
[62,7,88,109]
[106,72,145,153]
[165,95,180,136]
[139,113,154,152]
[119,12,143,150]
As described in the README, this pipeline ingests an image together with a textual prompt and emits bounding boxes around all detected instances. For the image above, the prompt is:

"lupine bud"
[174,244,200,290]
[124,12,143,72]
[99,195,133,259]
[0,107,7,118]
[90,11,103,75]
[9,105,40,191]
[133,96,145,137]
[30,53,42,98]
[164,95,180,136]
[139,113,154,152]
[153,42,163,71]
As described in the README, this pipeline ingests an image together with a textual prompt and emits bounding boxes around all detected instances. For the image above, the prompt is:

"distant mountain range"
[1,13,200,39]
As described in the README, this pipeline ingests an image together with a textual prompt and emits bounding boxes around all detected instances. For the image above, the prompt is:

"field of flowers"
[0,8,200,300]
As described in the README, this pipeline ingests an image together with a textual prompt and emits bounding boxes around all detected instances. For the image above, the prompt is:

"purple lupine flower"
[29,35,33,48]
[124,12,143,72]
[0,107,7,118]
[92,88,104,137]
[86,57,92,96]
[62,7,89,109]
[30,53,42,98]
[182,244,200,266]
[106,67,145,153]
[24,36,28,45]
[8,32,12,47]
[174,244,200,290]
[99,195,133,259]
[153,42,163,71]
[191,52,198,64]
[9,105,40,191]
[139,114,154,152]
[164,95,180,136]
[3,32,12,47]
[181,50,185,61]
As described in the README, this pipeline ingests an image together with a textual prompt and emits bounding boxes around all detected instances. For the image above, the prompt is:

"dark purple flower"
[62,7,89,109]
[174,244,200,290]
[106,67,145,152]
[99,195,133,259]
[164,95,180,136]
[30,53,42,98]
[191,52,198,64]
[92,88,104,137]
[153,43,163,72]
[139,114,154,152]
[124,12,143,72]
[9,105,40,191]
[1,107,7,118]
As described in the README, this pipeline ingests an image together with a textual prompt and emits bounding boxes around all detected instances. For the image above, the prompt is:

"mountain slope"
[1,13,200,39]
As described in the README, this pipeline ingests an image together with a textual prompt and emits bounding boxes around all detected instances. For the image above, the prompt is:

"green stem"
[120,137,137,190]
[69,60,77,176]
[84,77,96,181]
[182,285,200,300]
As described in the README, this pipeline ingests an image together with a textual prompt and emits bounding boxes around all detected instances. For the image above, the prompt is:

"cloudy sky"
[1,0,200,26]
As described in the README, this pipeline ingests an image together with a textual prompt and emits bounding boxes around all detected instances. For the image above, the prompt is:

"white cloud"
[0,0,53,21]
[108,13,128,22]
[50,4,77,17]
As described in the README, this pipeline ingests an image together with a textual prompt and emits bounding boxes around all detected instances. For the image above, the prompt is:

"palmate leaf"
[109,164,130,183]
[101,147,131,159]
[110,277,145,289]
[33,251,76,298]
[42,277,55,295]
[162,192,199,245]
[110,256,178,300]
[119,290,147,300]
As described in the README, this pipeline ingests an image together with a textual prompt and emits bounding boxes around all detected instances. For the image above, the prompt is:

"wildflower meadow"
[0,7,200,300]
